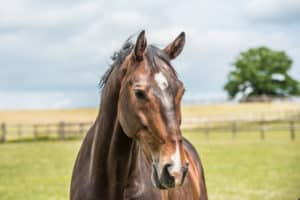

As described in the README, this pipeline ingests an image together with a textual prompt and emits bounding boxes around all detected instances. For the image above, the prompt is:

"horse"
[70,30,208,200]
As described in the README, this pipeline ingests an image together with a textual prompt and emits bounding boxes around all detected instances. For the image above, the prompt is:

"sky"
[0,0,300,109]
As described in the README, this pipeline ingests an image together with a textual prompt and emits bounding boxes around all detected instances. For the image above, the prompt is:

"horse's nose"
[160,163,175,187]
[160,162,189,188]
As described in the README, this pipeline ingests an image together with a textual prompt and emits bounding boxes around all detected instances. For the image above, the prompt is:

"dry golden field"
[0,102,299,124]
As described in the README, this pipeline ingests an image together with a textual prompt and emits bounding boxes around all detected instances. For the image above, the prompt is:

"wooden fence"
[180,110,300,141]
[0,119,299,142]
[0,121,92,142]
[182,119,299,141]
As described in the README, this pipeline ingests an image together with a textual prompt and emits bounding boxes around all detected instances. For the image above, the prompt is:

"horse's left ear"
[133,30,147,61]
[164,32,185,60]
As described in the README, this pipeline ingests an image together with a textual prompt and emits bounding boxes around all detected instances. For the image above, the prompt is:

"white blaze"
[169,142,181,173]
[154,72,172,110]
[154,72,168,90]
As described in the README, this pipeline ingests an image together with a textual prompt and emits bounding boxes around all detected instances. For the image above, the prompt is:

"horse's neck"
[88,76,140,197]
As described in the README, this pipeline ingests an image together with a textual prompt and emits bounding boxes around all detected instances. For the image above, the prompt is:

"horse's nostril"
[160,163,175,187]
[163,163,174,177]
[165,163,173,171]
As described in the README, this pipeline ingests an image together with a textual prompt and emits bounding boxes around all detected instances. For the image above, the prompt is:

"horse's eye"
[135,90,146,100]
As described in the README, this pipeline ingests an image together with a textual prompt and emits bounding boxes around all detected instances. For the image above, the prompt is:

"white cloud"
[246,0,300,23]
[0,0,101,27]
[0,92,72,110]
[0,90,100,110]
[110,11,146,27]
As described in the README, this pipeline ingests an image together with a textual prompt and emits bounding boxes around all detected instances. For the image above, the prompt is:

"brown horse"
[70,31,208,200]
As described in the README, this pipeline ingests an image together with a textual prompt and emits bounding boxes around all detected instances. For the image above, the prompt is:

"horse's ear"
[133,30,147,61]
[164,32,185,60]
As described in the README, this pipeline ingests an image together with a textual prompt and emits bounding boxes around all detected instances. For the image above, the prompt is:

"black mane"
[99,39,134,89]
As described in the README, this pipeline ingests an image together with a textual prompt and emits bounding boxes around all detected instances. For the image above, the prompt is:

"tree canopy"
[224,46,300,100]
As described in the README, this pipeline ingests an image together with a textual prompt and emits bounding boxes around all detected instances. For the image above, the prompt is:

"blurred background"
[0,0,299,200]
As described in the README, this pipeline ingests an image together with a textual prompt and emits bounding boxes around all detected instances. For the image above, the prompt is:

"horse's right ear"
[133,30,147,61]
[164,32,185,60]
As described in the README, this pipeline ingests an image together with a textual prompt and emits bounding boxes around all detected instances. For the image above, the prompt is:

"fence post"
[58,122,65,140]
[1,123,6,142]
[79,123,84,136]
[204,124,210,139]
[259,121,265,140]
[18,124,22,139]
[46,124,51,136]
[290,121,295,141]
[231,121,237,139]
[33,124,38,139]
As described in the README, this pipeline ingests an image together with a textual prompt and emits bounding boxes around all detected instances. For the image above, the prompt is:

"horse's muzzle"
[151,162,189,189]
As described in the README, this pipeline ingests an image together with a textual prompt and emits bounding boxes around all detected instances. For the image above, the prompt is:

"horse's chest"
[123,179,161,200]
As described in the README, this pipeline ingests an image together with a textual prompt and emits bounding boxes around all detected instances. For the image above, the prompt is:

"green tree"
[224,46,300,100]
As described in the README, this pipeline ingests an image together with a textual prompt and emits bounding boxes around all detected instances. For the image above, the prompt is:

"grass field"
[0,132,299,200]
[0,103,299,199]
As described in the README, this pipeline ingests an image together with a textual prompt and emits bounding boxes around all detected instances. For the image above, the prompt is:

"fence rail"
[0,121,93,142]
[182,118,299,141]
[182,110,300,124]
[0,118,299,142]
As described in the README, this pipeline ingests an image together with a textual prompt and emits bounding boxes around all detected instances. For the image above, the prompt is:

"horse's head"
[117,30,188,189]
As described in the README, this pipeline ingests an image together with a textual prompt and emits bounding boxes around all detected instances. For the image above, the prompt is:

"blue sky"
[0,0,300,109]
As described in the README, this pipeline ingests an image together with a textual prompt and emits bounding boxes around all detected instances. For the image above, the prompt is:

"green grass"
[185,132,300,200]
[0,132,299,200]
[0,103,299,199]
[0,141,80,200]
